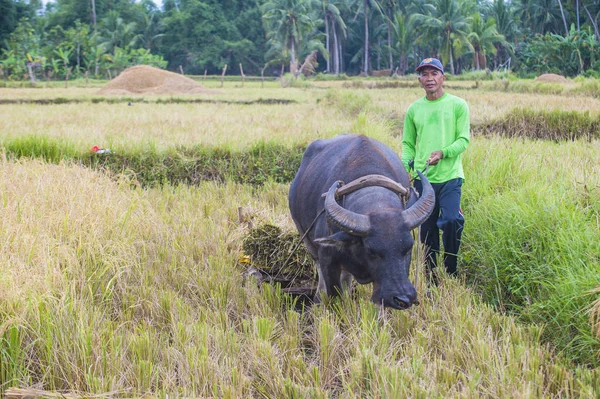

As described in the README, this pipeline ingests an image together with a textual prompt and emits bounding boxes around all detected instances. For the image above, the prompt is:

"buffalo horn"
[403,170,435,230]
[324,181,371,236]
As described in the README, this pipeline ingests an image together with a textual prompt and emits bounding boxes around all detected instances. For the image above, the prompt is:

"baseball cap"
[416,58,444,74]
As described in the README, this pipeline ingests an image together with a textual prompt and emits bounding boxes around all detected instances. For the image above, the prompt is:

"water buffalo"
[289,134,435,309]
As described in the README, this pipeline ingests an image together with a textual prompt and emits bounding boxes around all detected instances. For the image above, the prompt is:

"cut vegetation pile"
[241,224,315,292]
[98,65,216,95]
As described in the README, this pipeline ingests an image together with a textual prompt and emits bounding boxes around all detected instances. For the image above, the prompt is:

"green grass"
[474,108,600,141]
[2,139,305,187]
[463,137,600,366]
[0,78,108,89]
[3,135,79,162]
[447,70,514,81]
[479,77,600,98]
[0,158,597,396]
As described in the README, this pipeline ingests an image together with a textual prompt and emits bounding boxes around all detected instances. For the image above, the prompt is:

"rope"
[279,208,326,277]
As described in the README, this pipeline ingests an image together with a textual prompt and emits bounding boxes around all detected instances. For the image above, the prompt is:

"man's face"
[418,67,445,95]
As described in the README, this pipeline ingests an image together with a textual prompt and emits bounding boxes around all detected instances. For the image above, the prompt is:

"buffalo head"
[315,170,434,309]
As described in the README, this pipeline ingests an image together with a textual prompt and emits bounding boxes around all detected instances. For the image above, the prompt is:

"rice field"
[0,78,598,398]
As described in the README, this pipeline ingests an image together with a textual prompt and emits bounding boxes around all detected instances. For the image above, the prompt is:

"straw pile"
[98,65,216,95]
[535,73,569,83]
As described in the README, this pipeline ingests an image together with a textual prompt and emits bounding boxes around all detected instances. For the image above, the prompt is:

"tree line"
[1,0,599,81]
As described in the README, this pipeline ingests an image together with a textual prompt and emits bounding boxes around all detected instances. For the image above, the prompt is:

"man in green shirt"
[401,57,470,283]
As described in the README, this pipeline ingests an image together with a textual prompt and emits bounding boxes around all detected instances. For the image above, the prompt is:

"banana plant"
[50,58,61,79]
[54,46,73,72]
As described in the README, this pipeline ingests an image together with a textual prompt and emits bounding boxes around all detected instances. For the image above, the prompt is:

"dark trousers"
[414,178,464,277]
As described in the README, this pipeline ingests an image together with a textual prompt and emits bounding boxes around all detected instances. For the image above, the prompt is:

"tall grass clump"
[463,137,600,366]
[482,76,600,98]
[1,138,305,187]
[570,78,600,98]
[342,80,422,90]
[313,72,350,81]
[474,108,600,141]
[0,158,275,396]
[322,89,372,116]
[87,141,305,187]
[450,70,514,81]
[2,135,79,162]
[487,79,566,95]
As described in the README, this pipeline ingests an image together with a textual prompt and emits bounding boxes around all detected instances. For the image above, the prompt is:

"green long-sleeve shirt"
[401,92,470,183]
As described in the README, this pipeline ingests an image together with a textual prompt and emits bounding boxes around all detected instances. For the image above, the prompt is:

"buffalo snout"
[376,283,418,310]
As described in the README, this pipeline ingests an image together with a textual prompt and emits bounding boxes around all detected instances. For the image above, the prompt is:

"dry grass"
[4,82,600,131]
[0,101,354,152]
[364,87,600,125]
[0,81,298,101]
[0,159,597,397]
[0,81,599,396]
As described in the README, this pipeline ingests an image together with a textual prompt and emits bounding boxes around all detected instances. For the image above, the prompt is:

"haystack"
[98,65,216,95]
[535,73,569,83]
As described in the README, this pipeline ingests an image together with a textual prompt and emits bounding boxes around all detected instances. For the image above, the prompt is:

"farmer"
[401,57,470,283]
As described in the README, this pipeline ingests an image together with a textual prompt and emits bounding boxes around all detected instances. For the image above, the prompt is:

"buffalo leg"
[314,255,344,302]
[340,270,353,293]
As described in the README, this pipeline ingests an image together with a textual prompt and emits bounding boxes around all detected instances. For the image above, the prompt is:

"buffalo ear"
[314,231,356,249]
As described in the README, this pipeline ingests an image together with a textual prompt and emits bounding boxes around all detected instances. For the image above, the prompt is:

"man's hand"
[427,150,443,165]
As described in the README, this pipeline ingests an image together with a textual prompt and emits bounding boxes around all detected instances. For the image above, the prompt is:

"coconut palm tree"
[320,0,346,74]
[489,0,518,42]
[138,11,164,51]
[100,10,141,54]
[359,0,383,75]
[380,0,397,70]
[391,11,416,73]
[468,12,509,70]
[261,0,320,73]
[582,1,599,39]
[529,0,565,34]
[556,0,569,35]
[413,0,472,74]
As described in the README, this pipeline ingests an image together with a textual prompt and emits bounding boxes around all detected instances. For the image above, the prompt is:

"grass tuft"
[2,135,78,162]
[463,137,600,366]
[322,89,372,116]
[2,140,306,187]
[473,108,600,141]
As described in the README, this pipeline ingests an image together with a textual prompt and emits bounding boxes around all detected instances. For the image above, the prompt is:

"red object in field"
[90,145,100,153]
